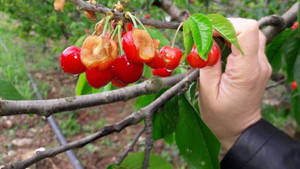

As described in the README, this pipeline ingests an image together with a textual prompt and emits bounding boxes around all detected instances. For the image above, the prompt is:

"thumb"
[199,57,222,98]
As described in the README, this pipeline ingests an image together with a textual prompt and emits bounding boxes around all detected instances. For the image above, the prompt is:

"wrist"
[221,115,262,152]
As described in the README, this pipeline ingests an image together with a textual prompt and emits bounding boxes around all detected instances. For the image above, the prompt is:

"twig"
[0,73,185,117]
[143,115,154,169]
[116,126,145,164]
[153,0,189,22]
[258,15,284,29]
[1,115,137,169]
[66,0,180,29]
[266,77,287,89]
[263,2,299,44]
[2,69,199,169]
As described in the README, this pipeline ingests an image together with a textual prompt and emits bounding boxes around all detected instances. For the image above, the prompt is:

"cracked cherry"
[160,46,182,70]
[152,68,172,77]
[110,54,144,83]
[146,40,166,69]
[122,29,155,63]
[81,35,118,71]
[60,46,86,74]
[292,81,298,89]
[85,68,113,89]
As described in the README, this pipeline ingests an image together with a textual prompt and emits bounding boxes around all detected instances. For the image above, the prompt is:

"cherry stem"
[102,16,112,36]
[131,15,147,31]
[171,22,184,48]
[127,13,138,28]
[117,25,124,55]
[109,27,118,39]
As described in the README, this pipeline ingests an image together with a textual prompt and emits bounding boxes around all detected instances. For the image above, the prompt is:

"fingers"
[224,18,261,79]
[228,18,259,57]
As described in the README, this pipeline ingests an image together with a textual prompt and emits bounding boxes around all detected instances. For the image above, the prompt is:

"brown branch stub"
[258,15,284,29]
[262,2,299,44]
[153,0,189,22]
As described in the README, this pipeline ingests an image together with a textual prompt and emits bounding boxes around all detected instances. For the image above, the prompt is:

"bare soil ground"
[0,70,183,169]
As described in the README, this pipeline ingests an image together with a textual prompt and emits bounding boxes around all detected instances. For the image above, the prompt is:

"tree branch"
[258,15,284,29]
[143,115,153,169]
[1,115,137,169]
[266,77,287,90]
[66,0,180,29]
[116,126,145,164]
[0,73,185,117]
[1,69,199,169]
[153,0,189,22]
[263,2,299,44]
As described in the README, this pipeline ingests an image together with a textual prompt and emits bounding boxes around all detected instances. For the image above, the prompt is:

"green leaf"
[294,52,300,97]
[188,14,213,60]
[175,95,220,169]
[146,27,170,48]
[152,88,179,140]
[75,73,93,95]
[284,31,300,82]
[0,79,24,100]
[291,90,300,127]
[298,1,300,36]
[266,29,292,73]
[207,14,244,55]
[182,19,194,62]
[143,65,153,79]
[135,94,155,110]
[111,152,174,169]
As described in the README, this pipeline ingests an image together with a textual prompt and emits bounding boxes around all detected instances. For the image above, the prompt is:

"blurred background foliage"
[0,0,298,50]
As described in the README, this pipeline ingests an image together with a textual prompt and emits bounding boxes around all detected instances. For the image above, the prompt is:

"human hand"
[198,18,272,151]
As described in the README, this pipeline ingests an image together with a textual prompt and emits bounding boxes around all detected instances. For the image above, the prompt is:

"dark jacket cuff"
[220,119,300,169]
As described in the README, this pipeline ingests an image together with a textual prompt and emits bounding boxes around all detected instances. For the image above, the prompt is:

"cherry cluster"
[60,20,221,89]
[60,22,183,89]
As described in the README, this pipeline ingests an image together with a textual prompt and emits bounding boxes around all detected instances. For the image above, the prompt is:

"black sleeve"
[220,119,300,169]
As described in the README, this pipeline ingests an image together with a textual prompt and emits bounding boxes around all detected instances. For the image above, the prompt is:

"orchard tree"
[0,0,300,169]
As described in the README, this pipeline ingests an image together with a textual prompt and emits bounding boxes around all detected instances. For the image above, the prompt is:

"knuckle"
[247,19,259,32]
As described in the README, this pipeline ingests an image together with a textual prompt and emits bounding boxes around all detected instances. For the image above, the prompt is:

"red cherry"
[160,46,182,70]
[152,68,173,77]
[187,43,220,68]
[292,81,298,89]
[122,29,155,63]
[187,45,208,68]
[110,54,144,83]
[122,23,133,37]
[146,40,166,69]
[206,43,220,66]
[111,77,128,88]
[292,22,298,31]
[60,46,86,74]
[145,13,150,19]
[85,68,113,89]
